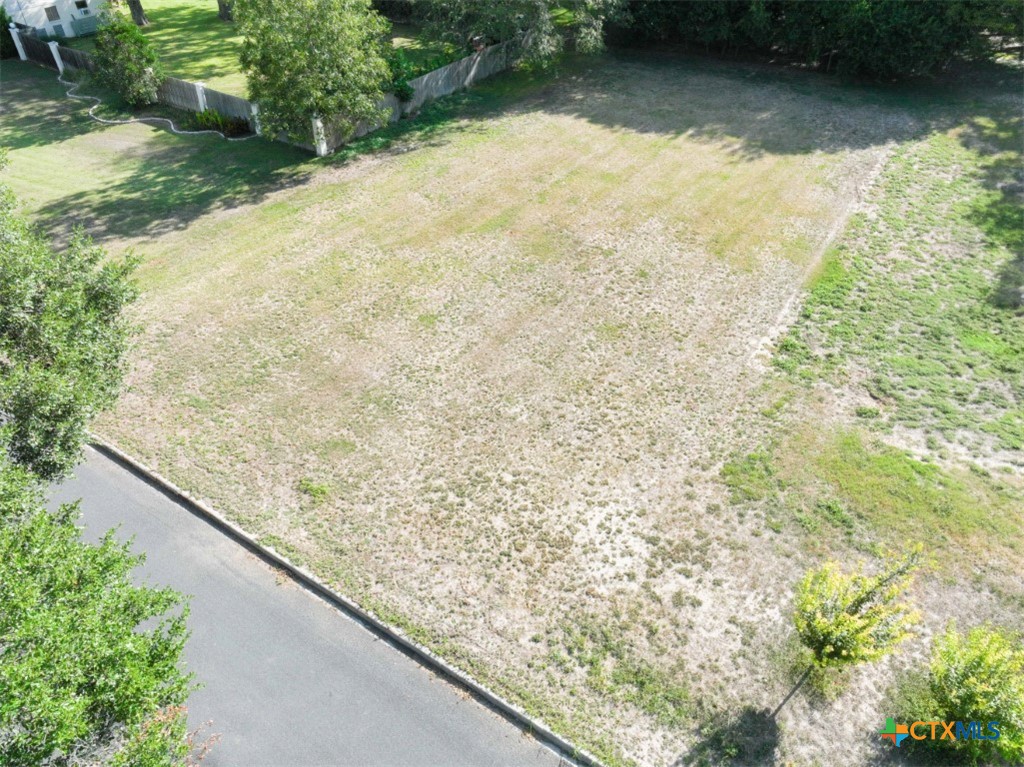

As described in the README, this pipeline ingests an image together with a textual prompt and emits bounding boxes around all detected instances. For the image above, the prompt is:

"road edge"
[88,436,606,767]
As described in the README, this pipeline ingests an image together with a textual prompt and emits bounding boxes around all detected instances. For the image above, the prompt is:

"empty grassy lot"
[3,53,1021,766]
[64,1,449,96]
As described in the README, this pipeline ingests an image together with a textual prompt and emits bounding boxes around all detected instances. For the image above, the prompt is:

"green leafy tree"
[1,157,193,765]
[0,159,137,481]
[0,467,192,765]
[94,8,163,106]
[793,549,921,670]
[236,0,392,141]
[618,0,1013,78]
[420,0,622,63]
[911,624,1024,765]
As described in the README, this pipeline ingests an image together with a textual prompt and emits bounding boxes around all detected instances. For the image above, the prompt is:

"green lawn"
[0,62,311,243]
[391,21,457,68]
[66,1,449,97]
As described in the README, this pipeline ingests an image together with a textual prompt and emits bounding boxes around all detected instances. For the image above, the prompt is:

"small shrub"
[110,708,189,767]
[94,9,163,106]
[897,624,1024,766]
[793,548,921,670]
[392,79,415,103]
[192,108,250,137]
[110,705,221,767]
[387,48,417,102]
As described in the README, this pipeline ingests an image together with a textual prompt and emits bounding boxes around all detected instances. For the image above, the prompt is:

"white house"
[3,0,105,37]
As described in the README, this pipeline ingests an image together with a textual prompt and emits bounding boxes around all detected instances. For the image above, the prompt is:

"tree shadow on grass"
[328,48,1024,193]
[2,60,313,243]
[960,112,1024,312]
[136,3,244,88]
[0,61,102,150]
[9,42,1022,254]
[532,49,1024,161]
[676,707,780,767]
[33,132,312,243]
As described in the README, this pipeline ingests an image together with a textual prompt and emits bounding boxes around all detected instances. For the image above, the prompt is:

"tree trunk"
[771,666,812,719]
[126,0,150,26]
[217,0,234,22]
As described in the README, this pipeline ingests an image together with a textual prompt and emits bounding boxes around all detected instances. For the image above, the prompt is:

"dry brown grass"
[94,55,903,764]
[8,50,1018,765]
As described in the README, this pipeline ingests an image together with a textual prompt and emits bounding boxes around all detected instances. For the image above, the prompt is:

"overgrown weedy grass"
[777,124,1023,460]
[4,51,1023,767]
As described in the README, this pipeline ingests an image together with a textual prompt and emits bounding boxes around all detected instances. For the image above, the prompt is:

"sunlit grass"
[65,1,444,96]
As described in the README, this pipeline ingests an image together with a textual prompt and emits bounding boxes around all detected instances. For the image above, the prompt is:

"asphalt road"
[49,448,566,767]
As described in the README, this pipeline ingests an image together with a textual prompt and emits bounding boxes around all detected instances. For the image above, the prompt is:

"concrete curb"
[88,436,606,767]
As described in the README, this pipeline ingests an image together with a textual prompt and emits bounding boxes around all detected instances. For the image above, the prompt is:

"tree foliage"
[616,0,1020,78]
[892,623,1024,765]
[0,159,191,765]
[94,8,163,106]
[0,161,137,481]
[419,0,622,63]
[0,149,191,767]
[928,624,1024,764]
[0,469,192,765]
[793,549,921,669]
[236,0,392,141]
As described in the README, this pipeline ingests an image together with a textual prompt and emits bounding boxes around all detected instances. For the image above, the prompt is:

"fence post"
[250,103,262,136]
[195,81,208,113]
[8,24,26,61]
[311,115,328,157]
[46,40,64,74]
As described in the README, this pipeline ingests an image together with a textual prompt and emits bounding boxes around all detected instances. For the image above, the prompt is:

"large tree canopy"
[616,0,1020,79]
[236,0,392,141]
[0,157,193,766]
[0,467,192,765]
[0,164,137,481]
[419,0,622,62]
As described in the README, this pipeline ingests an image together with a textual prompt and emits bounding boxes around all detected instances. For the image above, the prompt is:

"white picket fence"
[7,23,512,156]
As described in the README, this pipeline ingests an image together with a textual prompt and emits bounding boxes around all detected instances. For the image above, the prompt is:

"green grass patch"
[775,124,1023,457]
[297,477,331,504]
[725,428,1024,567]
[0,61,310,243]
[721,450,777,504]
